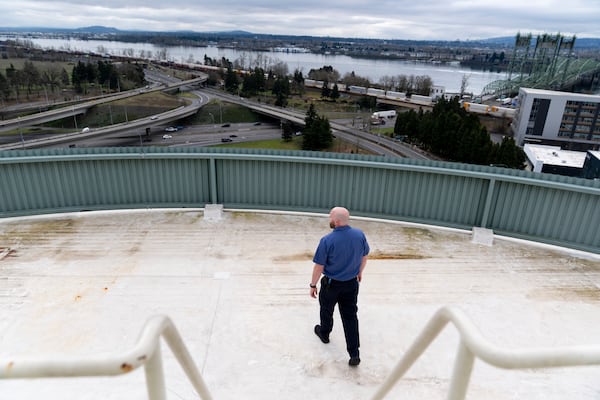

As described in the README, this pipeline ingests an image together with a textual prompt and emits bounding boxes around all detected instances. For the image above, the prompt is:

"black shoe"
[314,325,329,343]
[349,357,361,366]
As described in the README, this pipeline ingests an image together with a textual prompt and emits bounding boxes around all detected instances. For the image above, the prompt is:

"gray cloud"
[3,0,600,40]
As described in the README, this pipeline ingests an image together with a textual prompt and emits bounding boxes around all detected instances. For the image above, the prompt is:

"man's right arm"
[310,263,324,298]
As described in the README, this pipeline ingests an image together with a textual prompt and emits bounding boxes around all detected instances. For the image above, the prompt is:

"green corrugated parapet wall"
[1,147,599,253]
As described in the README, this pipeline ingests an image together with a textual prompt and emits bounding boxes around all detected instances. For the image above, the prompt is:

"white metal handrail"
[371,306,600,400]
[0,315,213,400]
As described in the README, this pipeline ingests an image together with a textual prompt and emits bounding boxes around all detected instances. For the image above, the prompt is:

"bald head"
[329,206,350,228]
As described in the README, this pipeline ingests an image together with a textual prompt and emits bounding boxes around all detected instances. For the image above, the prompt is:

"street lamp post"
[72,106,78,130]
[18,116,24,149]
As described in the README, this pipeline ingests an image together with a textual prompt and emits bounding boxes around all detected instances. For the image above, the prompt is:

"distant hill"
[1,26,599,49]
[73,26,120,33]
[0,26,112,34]
[0,26,252,36]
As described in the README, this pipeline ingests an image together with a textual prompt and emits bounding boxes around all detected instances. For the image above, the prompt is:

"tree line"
[0,59,146,103]
[71,60,145,94]
[394,97,525,168]
[0,60,70,102]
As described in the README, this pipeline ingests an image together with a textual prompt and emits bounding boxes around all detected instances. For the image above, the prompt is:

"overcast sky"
[3,0,600,41]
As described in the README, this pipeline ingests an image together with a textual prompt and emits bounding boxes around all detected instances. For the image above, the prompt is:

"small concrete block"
[204,204,223,221]
[472,227,494,246]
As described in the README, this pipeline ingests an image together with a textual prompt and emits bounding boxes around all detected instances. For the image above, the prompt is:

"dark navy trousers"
[318,276,360,358]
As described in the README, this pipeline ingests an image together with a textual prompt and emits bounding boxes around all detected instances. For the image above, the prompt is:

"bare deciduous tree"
[460,74,470,97]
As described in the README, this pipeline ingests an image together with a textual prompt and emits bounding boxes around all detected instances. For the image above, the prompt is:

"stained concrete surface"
[0,209,599,399]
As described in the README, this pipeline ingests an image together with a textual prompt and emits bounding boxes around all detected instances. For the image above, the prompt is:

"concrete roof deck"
[1,209,599,399]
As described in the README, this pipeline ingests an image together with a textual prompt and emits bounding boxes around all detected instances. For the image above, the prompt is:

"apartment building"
[512,88,600,151]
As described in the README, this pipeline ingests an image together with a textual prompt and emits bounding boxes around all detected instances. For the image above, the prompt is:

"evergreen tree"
[241,74,257,97]
[394,109,420,141]
[394,97,525,168]
[85,62,97,83]
[302,103,332,151]
[292,69,304,94]
[313,116,333,149]
[492,137,526,168]
[241,67,265,97]
[0,72,10,101]
[22,60,40,95]
[302,103,319,150]
[97,61,114,87]
[281,121,294,142]
[321,80,330,98]
[71,61,85,92]
[330,83,340,101]
[6,64,19,99]
[224,66,239,93]
[272,76,290,107]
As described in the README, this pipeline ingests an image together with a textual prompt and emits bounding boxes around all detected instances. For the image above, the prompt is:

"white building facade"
[429,85,445,101]
[512,88,600,151]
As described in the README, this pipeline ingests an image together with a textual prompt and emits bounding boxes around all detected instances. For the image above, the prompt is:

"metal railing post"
[209,157,218,204]
[144,341,167,400]
[447,340,475,400]
[163,321,214,400]
[480,178,496,228]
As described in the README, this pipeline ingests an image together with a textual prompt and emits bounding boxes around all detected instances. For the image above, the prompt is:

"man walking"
[310,206,369,366]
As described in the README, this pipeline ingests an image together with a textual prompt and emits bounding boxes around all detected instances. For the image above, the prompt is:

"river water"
[7,36,507,94]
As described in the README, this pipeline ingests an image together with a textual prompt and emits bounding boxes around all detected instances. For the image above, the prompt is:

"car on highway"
[221,138,233,142]
[150,116,159,120]
[164,127,177,132]
[162,134,173,139]
[221,123,231,127]
[81,127,90,133]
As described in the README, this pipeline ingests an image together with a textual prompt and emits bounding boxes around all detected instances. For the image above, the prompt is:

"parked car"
[81,127,90,133]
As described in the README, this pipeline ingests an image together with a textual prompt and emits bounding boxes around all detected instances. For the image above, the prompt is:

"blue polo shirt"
[313,225,370,281]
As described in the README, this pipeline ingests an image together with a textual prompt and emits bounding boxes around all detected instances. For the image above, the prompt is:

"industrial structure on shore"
[482,33,600,98]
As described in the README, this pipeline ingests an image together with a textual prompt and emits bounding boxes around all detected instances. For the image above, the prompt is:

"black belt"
[326,276,357,284]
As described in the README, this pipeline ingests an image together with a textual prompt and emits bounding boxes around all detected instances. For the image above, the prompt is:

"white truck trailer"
[372,110,396,119]
[370,110,397,124]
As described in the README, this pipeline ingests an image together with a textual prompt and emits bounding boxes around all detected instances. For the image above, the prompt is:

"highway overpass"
[0,76,207,134]
[0,75,428,159]
[203,88,431,159]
